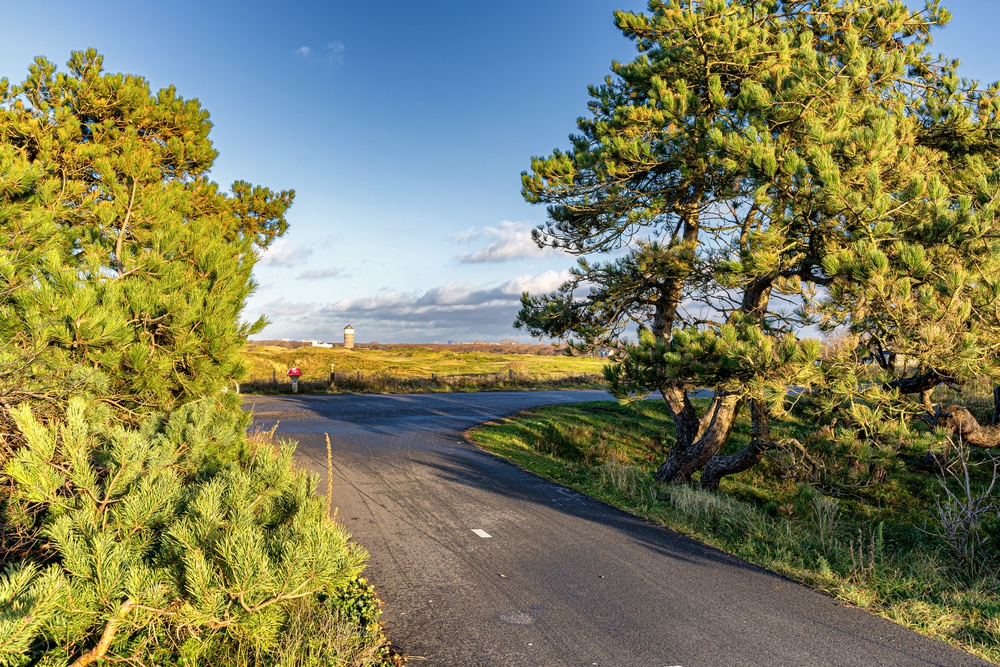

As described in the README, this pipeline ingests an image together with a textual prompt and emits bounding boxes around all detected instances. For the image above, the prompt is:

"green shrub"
[0,398,388,667]
[325,576,384,633]
[0,51,394,666]
[0,49,293,427]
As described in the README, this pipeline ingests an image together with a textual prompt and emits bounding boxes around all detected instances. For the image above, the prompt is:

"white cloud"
[296,267,345,280]
[415,282,493,306]
[251,270,573,343]
[452,227,480,242]
[456,221,552,263]
[292,41,346,68]
[256,298,315,318]
[327,41,346,67]
[500,270,571,295]
[258,239,314,268]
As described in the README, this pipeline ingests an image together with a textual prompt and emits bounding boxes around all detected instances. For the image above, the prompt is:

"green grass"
[468,400,1000,663]
[240,343,607,394]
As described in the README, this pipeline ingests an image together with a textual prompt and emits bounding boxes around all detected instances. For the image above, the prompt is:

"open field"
[469,398,1000,663]
[241,342,608,393]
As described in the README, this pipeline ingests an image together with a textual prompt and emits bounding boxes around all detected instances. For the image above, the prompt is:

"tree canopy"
[516,0,1000,486]
[0,52,397,667]
[0,48,293,425]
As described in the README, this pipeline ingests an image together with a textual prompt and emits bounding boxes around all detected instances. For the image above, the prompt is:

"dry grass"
[240,343,607,394]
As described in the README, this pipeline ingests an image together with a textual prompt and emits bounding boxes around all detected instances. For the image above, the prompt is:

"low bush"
[0,398,394,666]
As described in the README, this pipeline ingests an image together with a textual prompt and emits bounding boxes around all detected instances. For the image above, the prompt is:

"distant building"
[311,340,333,349]
[344,324,355,349]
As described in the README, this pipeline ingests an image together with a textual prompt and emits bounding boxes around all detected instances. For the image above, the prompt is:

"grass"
[240,343,607,394]
[234,426,402,666]
[467,399,1000,664]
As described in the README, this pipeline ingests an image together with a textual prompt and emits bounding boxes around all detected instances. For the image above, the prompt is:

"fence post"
[330,363,335,385]
[508,369,514,382]
[271,369,277,383]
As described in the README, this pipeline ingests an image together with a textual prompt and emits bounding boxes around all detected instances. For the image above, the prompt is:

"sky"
[3,1,999,344]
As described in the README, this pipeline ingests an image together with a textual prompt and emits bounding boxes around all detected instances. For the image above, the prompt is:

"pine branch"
[68,598,134,667]
[113,180,137,277]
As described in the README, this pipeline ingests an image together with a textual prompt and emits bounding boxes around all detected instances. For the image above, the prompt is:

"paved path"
[243,392,993,667]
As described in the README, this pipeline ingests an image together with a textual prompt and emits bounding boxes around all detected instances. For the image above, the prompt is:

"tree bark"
[936,404,1000,448]
[653,261,779,486]
[885,369,952,395]
[919,387,935,414]
[69,599,134,667]
[700,399,773,490]
[655,392,742,483]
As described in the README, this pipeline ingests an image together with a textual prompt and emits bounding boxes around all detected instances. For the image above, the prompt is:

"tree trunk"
[654,390,742,483]
[700,399,773,490]
[919,387,935,414]
[992,385,1000,426]
[936,404,1000,448]
[885,369,951,395]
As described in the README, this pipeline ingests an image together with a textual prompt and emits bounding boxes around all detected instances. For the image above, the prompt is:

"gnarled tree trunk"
[936,404,1000,448]
[700,399,773,490]
[654,386,742,484]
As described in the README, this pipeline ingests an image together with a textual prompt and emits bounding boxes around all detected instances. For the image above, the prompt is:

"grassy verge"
[241,344,607,394]
[467,400,1000,664]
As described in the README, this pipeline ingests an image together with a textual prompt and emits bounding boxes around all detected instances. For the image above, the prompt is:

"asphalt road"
[243,392,993,667]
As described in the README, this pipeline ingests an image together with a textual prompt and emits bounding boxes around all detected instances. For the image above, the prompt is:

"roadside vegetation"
[502,2,1000,661]
[516,0,1000,490]
[0,51,395,666]
[469,390,1000,663]
[241,343,606,394]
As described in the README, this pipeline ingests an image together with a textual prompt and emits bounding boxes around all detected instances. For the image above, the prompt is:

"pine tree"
[0,52,394,667]
[0,49,293,426]
[815,58,1000,446]
[515,0,999,485]
[0,399,369,666]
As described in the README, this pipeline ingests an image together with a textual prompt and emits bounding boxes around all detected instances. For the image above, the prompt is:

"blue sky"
[3,1,998,343]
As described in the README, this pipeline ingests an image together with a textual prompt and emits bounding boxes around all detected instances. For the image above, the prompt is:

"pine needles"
[0,400,393,667]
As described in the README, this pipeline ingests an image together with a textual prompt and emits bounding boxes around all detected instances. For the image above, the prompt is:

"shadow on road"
[243,392,990,667]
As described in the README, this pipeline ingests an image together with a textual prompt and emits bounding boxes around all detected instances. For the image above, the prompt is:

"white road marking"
[472,528,492,538]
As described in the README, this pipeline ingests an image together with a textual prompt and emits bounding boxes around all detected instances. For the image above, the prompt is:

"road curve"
[243,392,992,667]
